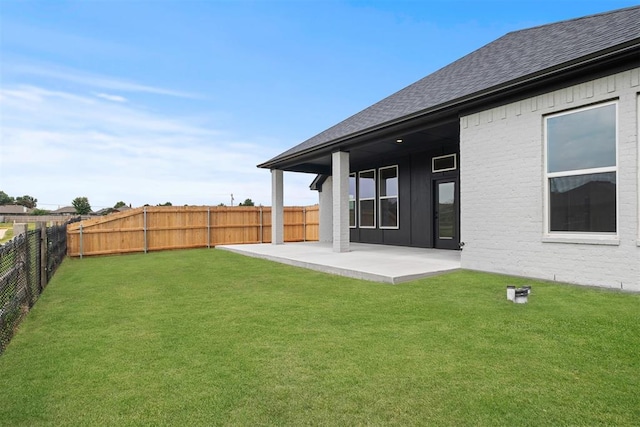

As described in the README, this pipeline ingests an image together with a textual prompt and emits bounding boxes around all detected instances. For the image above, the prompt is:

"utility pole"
[230,193,234,207]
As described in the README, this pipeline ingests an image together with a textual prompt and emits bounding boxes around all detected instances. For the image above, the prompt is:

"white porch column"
[271,169,284,244]
[332,151,350,252]
[318,176,333,243]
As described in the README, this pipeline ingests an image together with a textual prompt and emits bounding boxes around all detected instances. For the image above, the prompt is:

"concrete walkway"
[217,242,461,284]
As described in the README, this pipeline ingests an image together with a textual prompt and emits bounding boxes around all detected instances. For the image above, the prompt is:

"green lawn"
[0,222,39,244]
[0,223,14,244]
[0,249,638,426]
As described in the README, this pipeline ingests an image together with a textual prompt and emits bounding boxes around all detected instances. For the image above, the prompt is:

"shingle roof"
[0,205,30,214]
[262,6,640,167]
[53,206,78,214]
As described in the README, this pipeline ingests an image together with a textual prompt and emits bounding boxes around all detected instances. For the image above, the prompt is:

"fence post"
[24,231,34,307]
[13,223,27,238]
[259,206,263,243]
[38,222,47,291]
[79,223,84,259]
[143,207,148,254]
[207,207,211,249]
[303,207,307,242]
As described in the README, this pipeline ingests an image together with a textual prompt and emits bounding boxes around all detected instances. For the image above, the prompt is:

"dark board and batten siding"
[349,145,459,249]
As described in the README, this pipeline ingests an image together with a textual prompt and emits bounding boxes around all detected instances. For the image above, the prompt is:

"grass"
[0,222,39,244]
[0,223,14,244]
[0,249,638,426]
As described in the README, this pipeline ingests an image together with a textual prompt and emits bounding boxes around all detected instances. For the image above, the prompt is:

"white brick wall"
[460,68,640,291]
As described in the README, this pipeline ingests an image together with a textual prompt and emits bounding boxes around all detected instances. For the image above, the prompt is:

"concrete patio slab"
[217,242,461,284]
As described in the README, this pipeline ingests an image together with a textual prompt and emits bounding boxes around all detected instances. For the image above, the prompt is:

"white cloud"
[95,93,127,103]
[0,84,317,209]
[7,61,200,99]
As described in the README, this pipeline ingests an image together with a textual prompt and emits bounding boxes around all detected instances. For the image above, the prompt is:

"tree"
[31,208,51,216]
[113,201,127,209]
[239,198,255,207]
[72,197,92,214]
[157,202,172,206]
[15,195,37,208]
[0,191,15,205]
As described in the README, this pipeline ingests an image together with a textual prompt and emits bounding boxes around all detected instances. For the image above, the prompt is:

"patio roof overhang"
[265,112,460,175]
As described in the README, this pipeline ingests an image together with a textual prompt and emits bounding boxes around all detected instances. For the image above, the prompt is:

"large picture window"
[379,166,398,228]
[545,102,617,234]
[349,173,356,228]
[358,170,376,228]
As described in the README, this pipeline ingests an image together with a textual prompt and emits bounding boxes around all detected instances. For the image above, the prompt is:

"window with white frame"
[349,173,356,228]
[545,102,617,234]
[358,170,376,228]
[432,154,457,173]
[379,166,399,228]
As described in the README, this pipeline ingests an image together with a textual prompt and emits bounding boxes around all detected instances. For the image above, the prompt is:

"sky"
[0,0,637,210]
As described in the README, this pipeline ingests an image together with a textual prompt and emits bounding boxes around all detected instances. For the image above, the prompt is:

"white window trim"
[349,173,356,229]
[432,154,457,173]
[358,169,376,229]
[542,235,619,245]
[379,165,399,230]
[542,101,619,243]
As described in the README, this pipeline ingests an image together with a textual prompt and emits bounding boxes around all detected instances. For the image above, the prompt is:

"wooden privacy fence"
[66,205,319,257]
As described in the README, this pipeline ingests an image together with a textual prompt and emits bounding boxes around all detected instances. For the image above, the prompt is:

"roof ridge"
[504,4,640,36]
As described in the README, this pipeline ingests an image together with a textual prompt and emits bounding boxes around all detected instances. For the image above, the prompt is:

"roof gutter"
[259,39,640,170]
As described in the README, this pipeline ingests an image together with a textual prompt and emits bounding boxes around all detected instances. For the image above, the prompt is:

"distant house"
[93,207,115,216]
[93,205,132,216]
[259,6,640,290]
[52,206,78,215]
[0,205,31,215]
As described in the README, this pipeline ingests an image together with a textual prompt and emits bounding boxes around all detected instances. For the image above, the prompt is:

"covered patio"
[217,242,461,284]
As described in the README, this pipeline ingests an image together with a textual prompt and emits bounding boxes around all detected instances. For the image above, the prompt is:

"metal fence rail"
[0,222,69,354]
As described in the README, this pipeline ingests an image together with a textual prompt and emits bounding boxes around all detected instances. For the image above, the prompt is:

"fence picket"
[65,205,319,257]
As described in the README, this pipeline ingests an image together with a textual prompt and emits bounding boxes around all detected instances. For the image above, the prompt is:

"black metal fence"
[0,222,70,354]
